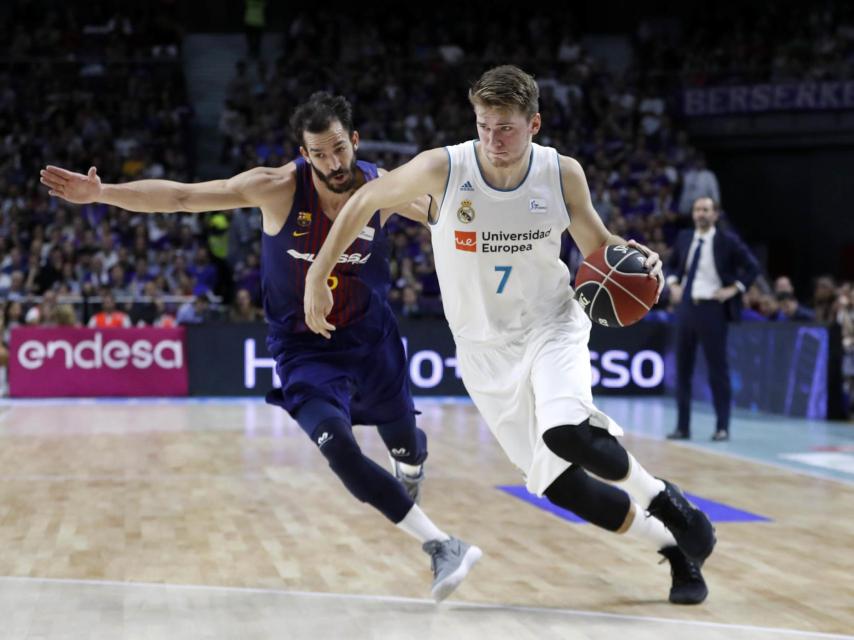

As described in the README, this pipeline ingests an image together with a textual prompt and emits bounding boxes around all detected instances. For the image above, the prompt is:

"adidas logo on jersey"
[316,432,333,447]
[460,180,474,192]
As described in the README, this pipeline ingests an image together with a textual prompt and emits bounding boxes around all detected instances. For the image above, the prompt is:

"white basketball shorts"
[456,304,623,496]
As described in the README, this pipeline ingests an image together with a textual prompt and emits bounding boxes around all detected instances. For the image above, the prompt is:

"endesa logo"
[454,230,477,252]
[17,332,183,370]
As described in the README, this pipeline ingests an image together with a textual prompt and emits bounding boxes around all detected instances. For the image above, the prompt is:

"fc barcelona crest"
[457,200,475,224]
[297,211,312,227]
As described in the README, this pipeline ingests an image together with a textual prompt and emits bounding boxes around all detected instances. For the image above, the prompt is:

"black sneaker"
[659,546,708,605]
[648,480,716,563]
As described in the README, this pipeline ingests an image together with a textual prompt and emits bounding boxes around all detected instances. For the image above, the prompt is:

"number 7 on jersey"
[494,265,512,294]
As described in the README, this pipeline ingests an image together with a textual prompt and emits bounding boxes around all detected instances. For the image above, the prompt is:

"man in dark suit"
[665,197,760,441]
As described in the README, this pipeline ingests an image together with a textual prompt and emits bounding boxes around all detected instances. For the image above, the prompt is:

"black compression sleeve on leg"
[543,465,632,532]
[311,417,413,523]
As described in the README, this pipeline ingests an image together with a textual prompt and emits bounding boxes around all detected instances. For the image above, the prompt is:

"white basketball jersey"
[431,141,574,345]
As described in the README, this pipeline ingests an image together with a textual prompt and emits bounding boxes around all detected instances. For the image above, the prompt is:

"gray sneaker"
[422,537,482,602]
[389,456,425,503]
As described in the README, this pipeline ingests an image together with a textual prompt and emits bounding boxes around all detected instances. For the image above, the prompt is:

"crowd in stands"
[0,2,852,405]
[636,2,854,86]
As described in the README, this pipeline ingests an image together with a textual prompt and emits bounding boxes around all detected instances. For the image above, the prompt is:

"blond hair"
[468,65,539,119]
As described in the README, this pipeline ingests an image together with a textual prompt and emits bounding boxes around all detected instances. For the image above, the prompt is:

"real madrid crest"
[457,200,475,224]
[297,211,312,227]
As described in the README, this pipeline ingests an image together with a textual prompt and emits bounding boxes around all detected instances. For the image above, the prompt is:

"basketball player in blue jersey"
[39,92,481,602]
[306,67,716,605]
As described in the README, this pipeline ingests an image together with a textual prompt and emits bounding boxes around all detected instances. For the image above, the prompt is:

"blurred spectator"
[812,276,838,323]
[678,153,721,215]
[774,292,817,322]
[53,304,80,327]
[774,276,795,296]
[25,289,59,325]
[87,290,131,328]
[400,286,423,318]
[758,293,781,320]
[153,298,178,328]
[177,295,215,325]
[229,288,264,322]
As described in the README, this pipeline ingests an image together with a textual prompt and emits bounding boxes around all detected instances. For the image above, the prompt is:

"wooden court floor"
[0,398,851,640]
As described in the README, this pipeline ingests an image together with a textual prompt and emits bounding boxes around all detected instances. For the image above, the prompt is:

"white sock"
[621,501,676,549]
[396,505,450,544]
[397,461,422,476]
[613,454,666,508]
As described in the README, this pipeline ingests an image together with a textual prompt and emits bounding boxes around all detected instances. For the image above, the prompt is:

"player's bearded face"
[474,105,540,168]
[310,156,359,194]
[302,124,360,193]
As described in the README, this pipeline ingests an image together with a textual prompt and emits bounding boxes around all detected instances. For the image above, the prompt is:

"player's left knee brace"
[542,420,629,480]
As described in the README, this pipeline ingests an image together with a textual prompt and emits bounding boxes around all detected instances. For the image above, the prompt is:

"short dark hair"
[290,92,354,146]
[693,196,719,211]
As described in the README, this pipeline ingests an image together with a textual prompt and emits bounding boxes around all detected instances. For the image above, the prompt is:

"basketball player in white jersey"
[305,66,715,604]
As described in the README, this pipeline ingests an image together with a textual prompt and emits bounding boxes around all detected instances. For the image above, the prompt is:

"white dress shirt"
[683,227,721,300]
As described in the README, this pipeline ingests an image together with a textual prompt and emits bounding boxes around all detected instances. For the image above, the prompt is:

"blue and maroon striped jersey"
[261,157,390,334]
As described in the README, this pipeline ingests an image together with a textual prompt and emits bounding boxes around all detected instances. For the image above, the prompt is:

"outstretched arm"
[40,164,291,213]
[304,148,448,337]
[377,167,431,226]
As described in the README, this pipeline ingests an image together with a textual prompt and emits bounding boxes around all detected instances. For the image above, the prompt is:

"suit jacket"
[666,227,760,321]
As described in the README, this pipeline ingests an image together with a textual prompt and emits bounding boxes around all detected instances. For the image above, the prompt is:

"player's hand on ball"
[627,240,664,302]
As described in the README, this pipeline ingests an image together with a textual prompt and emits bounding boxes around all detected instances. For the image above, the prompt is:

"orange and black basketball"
[574,245,658,327]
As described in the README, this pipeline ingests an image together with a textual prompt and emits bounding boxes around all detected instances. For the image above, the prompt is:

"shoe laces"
[659,548,702,581]
[652,484,692,525]
[423,539,447,574]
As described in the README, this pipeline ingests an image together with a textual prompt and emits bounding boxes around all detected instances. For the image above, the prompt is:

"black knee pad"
[542,420,629,480]
[311,417,412,522]
[543,465,631,532]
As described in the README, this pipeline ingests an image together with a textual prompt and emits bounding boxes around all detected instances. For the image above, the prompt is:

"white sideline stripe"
[0,576,851,639]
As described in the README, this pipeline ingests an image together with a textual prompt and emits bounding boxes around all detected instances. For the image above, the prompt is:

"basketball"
[574,245,658,327]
